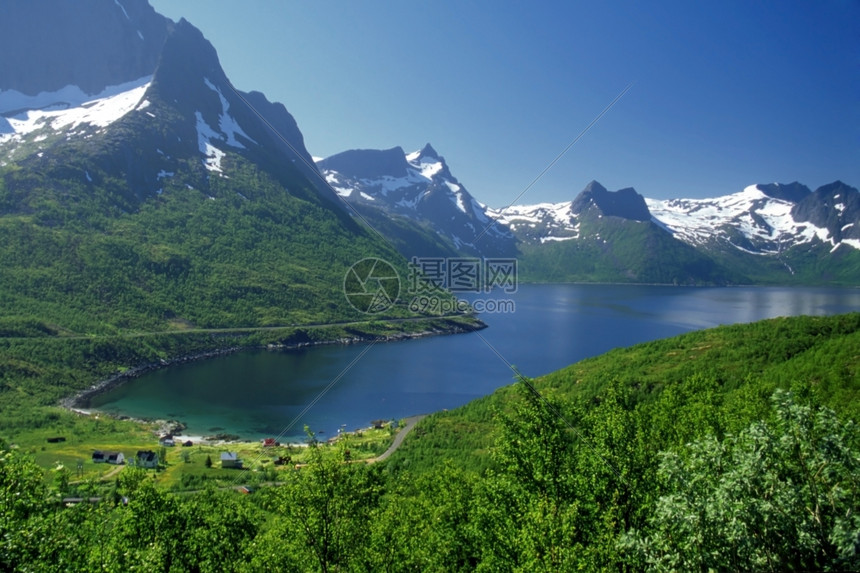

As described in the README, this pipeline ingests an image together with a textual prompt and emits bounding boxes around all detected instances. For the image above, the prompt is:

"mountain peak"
[418,143,439,159]
[582,180,608,194]
[571,181,651,221]
[0,0,172,97]
[149,16,226,102]
[318,147,410,179]
[815,180,854,195]
[756,182,811,203]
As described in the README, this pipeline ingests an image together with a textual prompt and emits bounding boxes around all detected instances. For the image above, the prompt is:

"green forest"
[1,313,858,571]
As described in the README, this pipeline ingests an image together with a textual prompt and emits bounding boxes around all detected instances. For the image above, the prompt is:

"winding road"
[369,414,427,463]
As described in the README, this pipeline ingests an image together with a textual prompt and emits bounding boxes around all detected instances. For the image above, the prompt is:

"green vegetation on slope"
[1,313,858,571]
[517,217,743,285]
[707,238,860,286]
[387,312,860,474]
[0,154,416,334]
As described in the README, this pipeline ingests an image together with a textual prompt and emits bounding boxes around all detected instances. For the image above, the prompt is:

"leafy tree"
[252,429,383,572]
[180,488,261,572]
[365,464,479,571]
[0,445,49,569]
[623,389,860,571]
[472,379,585,571]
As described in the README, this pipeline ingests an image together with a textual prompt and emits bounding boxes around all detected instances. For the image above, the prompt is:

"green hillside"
[516,217,744,285]
[386,312,860,473]
[707,239,860,286]
[0,143,416,335]
[1,313,857,571]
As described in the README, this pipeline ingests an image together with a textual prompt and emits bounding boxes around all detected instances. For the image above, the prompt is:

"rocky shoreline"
[61,318,486,412]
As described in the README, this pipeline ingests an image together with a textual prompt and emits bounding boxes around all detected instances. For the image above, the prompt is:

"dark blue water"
[91,285,860,441]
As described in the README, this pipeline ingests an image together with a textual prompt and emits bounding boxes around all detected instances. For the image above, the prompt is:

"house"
[262,438,277,447]
[93,450,124,464]
[136,450,159,469]
[159,435,175,447]
[220,452,243,469]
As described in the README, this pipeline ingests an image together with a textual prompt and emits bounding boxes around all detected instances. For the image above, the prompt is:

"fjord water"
[91,285,860,441]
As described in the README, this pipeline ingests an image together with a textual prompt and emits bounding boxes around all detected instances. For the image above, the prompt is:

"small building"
[105,452,125,465]
[221,452,243,469]
[159,435,175,447]
[182,440,193,447]
[136,450,159,469]
[92,451,106,463]
[262,438,277,447]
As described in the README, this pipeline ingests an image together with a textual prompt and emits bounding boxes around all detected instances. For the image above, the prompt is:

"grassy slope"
[385,312,860,474]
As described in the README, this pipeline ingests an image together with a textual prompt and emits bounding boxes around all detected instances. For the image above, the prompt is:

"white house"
[221,452,242,469]
[94,451,125,464]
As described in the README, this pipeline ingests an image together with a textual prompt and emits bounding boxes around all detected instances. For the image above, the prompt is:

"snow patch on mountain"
[202,77,256,149]
[192,78,258,174]
[644,184,847,253]
[195,112,225,173]
[0,77,151,144]
[0,76,152,116]
[488,201,579,238]
[325,173,354,197]
[415,155,444,179]
[445,181,468,213]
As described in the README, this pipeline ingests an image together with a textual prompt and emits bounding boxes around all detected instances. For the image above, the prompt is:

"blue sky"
[149,0,859,205]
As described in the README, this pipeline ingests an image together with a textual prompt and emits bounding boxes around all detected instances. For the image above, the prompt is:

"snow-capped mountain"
[646,182,860,255]
[0,0,409,333]
[318,144,516,257]
[487,180,651,244]
[483,179,860,283]
[488,199,580,244]
[492,180,860,257]
[1,13,332,207]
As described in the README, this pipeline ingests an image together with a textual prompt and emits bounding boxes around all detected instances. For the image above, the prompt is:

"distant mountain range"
[322,145,860,284]
[1,0,857,340]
